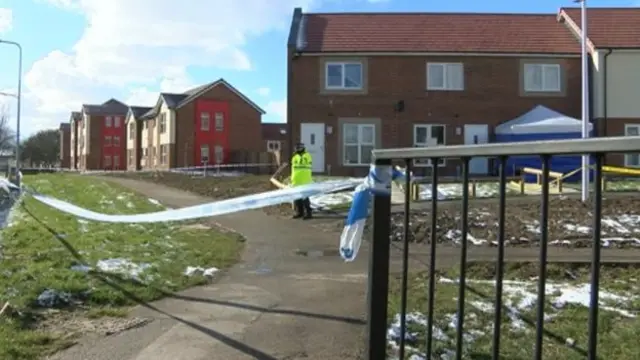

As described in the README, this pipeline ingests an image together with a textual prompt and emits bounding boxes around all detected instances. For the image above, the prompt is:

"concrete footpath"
[50,178,369,360]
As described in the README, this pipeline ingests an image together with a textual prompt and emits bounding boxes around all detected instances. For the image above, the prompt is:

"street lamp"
[574,0,589,202]
[0,39,22,187]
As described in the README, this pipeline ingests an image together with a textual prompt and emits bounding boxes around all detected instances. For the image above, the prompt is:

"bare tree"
[0,105,15,152]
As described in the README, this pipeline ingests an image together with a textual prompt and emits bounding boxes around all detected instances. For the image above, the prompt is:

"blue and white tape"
[339,165,405,262]
[0,178,361,223]
[2,165,404,263]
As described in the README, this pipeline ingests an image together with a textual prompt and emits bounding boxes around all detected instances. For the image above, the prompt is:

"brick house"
[131,79,266,170]
[58,122,71,168]
[69,111,81,169]
[262,123,288,156]
[558,7,640,168]
[124,106,152,170]
[77,99,128,170]
[287,9,586,176]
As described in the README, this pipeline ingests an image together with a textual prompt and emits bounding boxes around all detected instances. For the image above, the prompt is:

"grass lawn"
[388,262,640,360]
[0,173,244,359]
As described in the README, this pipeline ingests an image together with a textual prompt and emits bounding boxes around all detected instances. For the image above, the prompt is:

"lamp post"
[0,39,22,187]
[574,0,589,202]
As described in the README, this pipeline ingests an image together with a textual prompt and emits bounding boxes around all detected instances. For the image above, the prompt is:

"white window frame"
[426,63,464,91]
[104,136,112,147]
[624,124,640,167]
[104,155,112,167]
[325,62,364,90]
[214,145,224,164]
[215,112,224,131]
[160,144,168,164]
[105,116,113,127]
[200,112,210,131]
[129,122,135,139]
[113,155,119,169]
[114,116,121,128]
[267,140,281,152]
[413,124,446,167]
[524,63,561,92]
[159,114,167,134]
[200,144,210,163]
[343,123,376,166]
[113,136,120,147]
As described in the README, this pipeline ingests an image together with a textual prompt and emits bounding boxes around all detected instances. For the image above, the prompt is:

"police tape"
[338,165,405,262]
[2,166,404,263]
[13,179,361,223]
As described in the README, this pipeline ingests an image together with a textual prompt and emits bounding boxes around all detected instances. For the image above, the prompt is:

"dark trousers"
[294,198,312,217]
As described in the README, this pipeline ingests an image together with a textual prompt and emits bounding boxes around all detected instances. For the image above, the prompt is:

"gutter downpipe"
[602,49,613,138]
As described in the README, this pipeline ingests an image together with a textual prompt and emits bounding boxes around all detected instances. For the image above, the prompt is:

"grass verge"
[0,173,244,359]
[388,262,640,360]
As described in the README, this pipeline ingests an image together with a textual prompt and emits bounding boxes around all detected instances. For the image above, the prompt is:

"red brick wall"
[289,53,582,176]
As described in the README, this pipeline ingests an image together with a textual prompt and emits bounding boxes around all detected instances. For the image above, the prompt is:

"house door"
[300,123,325,173]
[464,124,489,174]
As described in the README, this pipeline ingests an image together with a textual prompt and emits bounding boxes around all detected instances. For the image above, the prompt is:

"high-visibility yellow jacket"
[291,151,313,186]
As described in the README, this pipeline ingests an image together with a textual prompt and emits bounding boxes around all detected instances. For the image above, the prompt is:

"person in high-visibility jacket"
[291,142,313,219]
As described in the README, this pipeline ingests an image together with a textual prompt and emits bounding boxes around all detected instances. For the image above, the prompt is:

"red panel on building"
[194,99,229,166]
[101,115,126,170]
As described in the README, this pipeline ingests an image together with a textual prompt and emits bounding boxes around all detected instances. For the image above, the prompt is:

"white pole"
[580,0,589,202]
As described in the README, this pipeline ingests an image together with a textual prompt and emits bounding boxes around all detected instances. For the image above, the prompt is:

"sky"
[0,0,637,139]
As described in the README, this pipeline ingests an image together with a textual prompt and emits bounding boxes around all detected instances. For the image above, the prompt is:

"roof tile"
[560,7,640,48]
[301,12,581,54]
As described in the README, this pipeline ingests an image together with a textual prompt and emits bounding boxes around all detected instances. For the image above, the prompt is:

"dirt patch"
[384,197,640,248]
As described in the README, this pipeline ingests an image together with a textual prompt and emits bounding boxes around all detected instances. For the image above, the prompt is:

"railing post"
[366,158,392,360]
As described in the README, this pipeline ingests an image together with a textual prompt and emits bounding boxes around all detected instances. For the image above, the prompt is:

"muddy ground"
[107,172,640,248]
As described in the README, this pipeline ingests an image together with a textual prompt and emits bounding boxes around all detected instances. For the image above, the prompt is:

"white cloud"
[257,87,271,96]
[0,8,11,34]
[22,0,317,137]
[265,99,286,123]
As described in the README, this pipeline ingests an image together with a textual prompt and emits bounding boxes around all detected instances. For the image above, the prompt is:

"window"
[325,62,363,90]
[625,124,640,167]
[214,145,224,164]
[105,116,113,127]
[104,136,112,146]
[113,136,120,147]
[128,150,133,165]
[267,140,281,152]
[129,123,135,139]
[200,144,210,163]
[200,112,210,131]
[160,145,168,164]
[413,124,446,167]
[343,123,375,166]
[114,116,121,128]
[524,63,561,92]
[113,155,119,169]
[159,114,166,134]
[215,112,224,131]
[143,148,148,157]
[104,155,112,167]
[144,122,148,130]
[427,63,464,91]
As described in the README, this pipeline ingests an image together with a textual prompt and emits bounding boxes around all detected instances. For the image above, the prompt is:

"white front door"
[300,123,325,173]
[464,124,489,174]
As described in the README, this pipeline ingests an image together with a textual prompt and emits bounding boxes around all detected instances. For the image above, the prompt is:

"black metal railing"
[365,136,640,360]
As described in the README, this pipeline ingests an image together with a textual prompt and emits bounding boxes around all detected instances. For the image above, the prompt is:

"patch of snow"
[184,266,219,277]
[439,277,638,319]
[77,219,89,232]
[72,258,152,280]
[388,276,638,358]
[148,198,162,206]
[37,289,72,308]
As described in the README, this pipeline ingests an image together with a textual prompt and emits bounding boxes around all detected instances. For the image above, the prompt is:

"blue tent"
[495,105,593,181]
